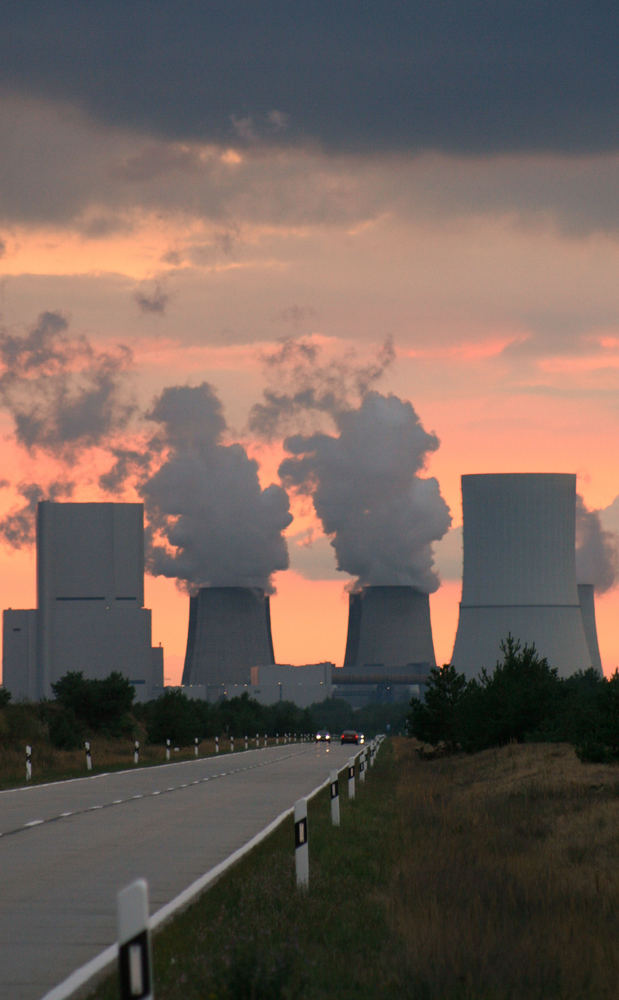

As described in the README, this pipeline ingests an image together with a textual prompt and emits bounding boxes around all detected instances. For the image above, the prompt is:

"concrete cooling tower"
[451,474,599,679]
[181,586,275,690]
[577,583,603,675]
[343,585,437,670]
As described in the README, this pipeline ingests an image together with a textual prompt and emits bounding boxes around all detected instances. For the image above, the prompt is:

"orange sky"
[1,98,618,685]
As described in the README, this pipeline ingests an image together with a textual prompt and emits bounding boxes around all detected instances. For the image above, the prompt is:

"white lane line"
[60,811,73,817]
[152,790,161,796]
[24,819,44,827]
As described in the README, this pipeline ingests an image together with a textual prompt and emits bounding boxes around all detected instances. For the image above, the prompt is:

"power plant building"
[182,586,276,696]
[451,473,600,679]
[336,585,436,705]
[3,502,163,701]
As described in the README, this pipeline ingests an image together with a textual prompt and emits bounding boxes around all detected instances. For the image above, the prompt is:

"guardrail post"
[330,769,340,827]
[117,878,153,1000]
[26,745,32,782]
[85,740,92,771]
[294,798,309,889]
[347,759,355,800]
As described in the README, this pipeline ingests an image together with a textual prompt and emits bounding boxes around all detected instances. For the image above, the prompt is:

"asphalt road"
[0,741,356,1000]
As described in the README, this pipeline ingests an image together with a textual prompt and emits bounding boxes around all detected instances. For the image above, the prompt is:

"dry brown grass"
[385,739,618,999]
[0,732,222,788]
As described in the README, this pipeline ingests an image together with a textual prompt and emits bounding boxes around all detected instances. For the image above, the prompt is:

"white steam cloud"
[140,383,292,592]
[575,495,619,594]
[279,391,451,592]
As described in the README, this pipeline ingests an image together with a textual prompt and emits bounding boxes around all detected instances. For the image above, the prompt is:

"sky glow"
[0,3,618,682]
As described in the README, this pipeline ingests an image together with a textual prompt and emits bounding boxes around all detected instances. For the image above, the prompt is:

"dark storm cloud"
[0,2,616,155]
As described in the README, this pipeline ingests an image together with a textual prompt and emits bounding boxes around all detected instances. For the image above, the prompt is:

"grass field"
[80,738,618,1000]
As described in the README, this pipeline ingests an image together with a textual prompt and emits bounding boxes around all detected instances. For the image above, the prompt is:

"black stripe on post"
[330,778,339,800]
[295,817,307,848]
[348,764,355,780]
[118,929,151,999]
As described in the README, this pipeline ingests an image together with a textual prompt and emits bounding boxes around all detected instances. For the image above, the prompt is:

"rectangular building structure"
[2,502,163,701]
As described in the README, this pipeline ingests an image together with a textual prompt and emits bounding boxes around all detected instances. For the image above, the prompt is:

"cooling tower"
[181,586,275,689]
[451,474,594,679]
[343,585,437,669]
[577,583,603,675]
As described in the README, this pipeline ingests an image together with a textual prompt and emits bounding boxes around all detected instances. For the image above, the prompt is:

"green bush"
[51,671,135,736]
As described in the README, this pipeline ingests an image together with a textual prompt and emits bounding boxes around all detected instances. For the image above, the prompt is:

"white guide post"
[165,739,170,762]
[133,741,139,765]
[244,735,248,750]
[215,736,219,754]
[26,745,32,782]
[230,736,234,753]
[194,737,199,757]
[294,797,309,889]
[359,751,366,784]
[85,741,92,771]
[117,878,153,1000]
[347,759,356,800]
[330,769,340,827]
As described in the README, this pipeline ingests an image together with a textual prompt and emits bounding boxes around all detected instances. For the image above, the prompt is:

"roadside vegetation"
[409,636,619,762]
[82,737,618,1000]
[0,673,408,788]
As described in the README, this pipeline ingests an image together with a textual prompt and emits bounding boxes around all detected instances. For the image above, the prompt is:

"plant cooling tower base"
[343,585,436,670]
[452,604,593,678]
[182,586,275,689]
[451,474,601,680]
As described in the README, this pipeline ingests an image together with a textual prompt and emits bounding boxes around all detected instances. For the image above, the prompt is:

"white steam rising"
[575,495,619,594]
[140,383,292,592]
[279,391,451,592]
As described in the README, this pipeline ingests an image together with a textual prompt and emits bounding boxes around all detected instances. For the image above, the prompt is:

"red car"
[340,730,359,744]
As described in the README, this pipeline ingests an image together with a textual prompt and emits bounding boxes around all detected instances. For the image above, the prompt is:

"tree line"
[408,636,618,762]
[0,671,409,749]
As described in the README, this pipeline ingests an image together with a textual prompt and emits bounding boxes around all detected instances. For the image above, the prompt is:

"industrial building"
[451,473,601,679]
[335,585,436,705]
[2,502,163,701]
[181,586,275,693]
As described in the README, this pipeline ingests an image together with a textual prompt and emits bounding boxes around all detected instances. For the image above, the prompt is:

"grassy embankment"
[0,700,235,788]
[81,738,617,1000]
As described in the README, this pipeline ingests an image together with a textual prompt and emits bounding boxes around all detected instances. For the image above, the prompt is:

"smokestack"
[343,585,437,669]
[182,586,275,689]
[577,583,603,675]
[451,473,593,679]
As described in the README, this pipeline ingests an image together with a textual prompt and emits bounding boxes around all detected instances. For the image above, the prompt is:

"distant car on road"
[315,730,331,743]
[340,729,359,744]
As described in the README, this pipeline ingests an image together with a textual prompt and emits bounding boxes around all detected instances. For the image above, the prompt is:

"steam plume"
[279,391,451,591]
[140,383,292,592]
[249,336,395,439]
[0,480,74,547]
[576,495,619,594]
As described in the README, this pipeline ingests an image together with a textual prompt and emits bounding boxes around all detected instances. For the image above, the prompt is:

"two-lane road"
[0,742,356,999]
